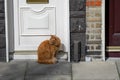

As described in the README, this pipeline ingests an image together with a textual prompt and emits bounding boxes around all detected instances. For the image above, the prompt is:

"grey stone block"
[0,48,6,56]
[25,75,71,80]
[72,62,120,80]
[70,33,86,61]
[0,2,4,12]
[0,26,5,34]
[0,60,27,80]
[0,0,4,2]
[0,0,5,62]
[0,57,6,61]
[0,20,5,25]
[70,18,86,32]
[70,0,86,62]
[70,0,85,11]
[0,34,6,48]
[70,11,85,18]
[0,13,4,19]
[26,61,72,75]
[0,48,6,62]
[0,48,6,61]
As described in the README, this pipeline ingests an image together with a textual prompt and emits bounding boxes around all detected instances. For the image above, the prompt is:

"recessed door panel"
[20,7,56,35]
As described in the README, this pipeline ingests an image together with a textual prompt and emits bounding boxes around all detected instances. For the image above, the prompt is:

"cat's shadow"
[59,43,66,51]
[56,43,68,59]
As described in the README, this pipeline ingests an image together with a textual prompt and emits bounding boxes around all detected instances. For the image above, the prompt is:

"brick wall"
[86,0,102,55]
[0,0,6,61]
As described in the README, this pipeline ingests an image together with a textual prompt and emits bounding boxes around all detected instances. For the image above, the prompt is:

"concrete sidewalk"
[0,60,119,80]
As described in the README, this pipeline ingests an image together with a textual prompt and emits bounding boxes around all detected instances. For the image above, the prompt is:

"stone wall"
[0,0,6,61]
[70,0,86,61]
[86,0,102,55]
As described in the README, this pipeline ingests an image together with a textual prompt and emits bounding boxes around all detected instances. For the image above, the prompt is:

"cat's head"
[49,35,61,47]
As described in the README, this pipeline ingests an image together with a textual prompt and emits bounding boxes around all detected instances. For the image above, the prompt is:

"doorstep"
[0,60,120,80]
[72,62,120,80]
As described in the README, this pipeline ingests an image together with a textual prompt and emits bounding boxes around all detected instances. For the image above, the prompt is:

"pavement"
[0,60,119,80]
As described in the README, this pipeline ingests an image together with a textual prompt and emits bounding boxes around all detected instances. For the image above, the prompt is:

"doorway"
[106,0,120,57]
[7,0,70,61]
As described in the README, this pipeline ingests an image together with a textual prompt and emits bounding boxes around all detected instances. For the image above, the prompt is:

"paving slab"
[0,60,27,80]
[26,60,72,75]
[72,62,120,80]
[25,75,71,80]
[25,60,72,80]
[116,61,120,77]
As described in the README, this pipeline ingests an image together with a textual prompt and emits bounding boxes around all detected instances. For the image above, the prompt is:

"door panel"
[20,7,55,35]
[106,0,120,57]
[112,0,120,45]
[108,0,120,46]
[14,0,69,52]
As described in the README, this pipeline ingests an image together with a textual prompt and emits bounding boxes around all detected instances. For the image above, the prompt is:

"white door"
[13,0,70,61]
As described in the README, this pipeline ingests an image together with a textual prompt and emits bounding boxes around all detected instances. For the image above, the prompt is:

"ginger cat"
[37,35,61,64]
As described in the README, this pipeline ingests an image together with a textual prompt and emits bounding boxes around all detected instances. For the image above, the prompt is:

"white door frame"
[102,0,105,61]
[5,0,70,62]
[64,0,70,62]
[5,0,9,62]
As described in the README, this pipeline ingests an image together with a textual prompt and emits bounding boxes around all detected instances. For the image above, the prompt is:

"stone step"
[72,62,120,80]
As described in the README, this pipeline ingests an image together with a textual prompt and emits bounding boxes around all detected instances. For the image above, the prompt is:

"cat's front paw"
[51,58,57,64]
